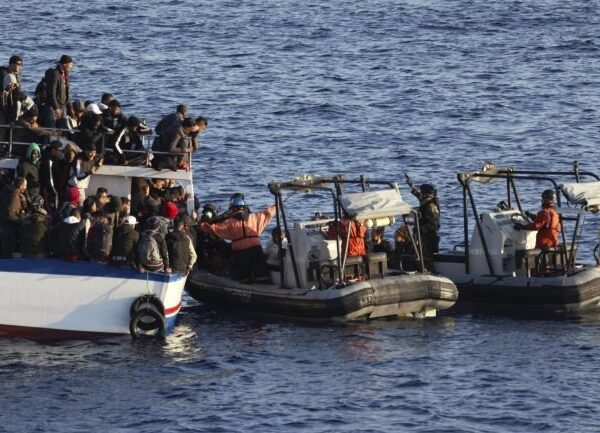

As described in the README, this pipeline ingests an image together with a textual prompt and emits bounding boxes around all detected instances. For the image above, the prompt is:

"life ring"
[129,299,166,339]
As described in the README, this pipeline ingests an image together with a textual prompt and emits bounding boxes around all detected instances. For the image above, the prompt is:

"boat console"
[470,210,537,276]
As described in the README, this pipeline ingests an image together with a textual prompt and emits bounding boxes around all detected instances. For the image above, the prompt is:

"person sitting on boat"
[392,224,416,271]
[514,189,561,250]
[370,227,393,262]
[18,142,42,199]
[326,212,368,257]
[51,207,85,262]
[110,215,139,269]
[66,100,86,131]
[137,216,171,273]
[406,177,440,271]
[19,195,49,259]
[200,194,274,283]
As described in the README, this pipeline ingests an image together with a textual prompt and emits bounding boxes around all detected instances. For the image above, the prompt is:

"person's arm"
[187,235,197,273]
[157,234,170,271]
[522,210,550,231]
[168,130,183,153]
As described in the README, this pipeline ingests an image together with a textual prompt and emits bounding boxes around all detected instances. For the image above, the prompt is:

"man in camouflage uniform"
[406,178,440,271]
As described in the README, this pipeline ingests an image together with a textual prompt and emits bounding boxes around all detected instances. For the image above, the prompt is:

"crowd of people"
[0,54,208,171]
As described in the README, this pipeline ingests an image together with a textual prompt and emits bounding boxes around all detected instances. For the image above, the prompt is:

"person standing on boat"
[110,215,139,269]
[0,177,28,258]
[515,189,561,249]
[19,195,49,259]
[200,194,274,283]
[406,177,440,271]
[166,216,197,276]
[327,213,368,257]
[41,55,73,129]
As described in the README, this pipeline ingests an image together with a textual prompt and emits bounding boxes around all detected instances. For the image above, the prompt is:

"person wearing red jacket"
[200,194,275,283]
[327,214,368,257]
[516,189,561,249]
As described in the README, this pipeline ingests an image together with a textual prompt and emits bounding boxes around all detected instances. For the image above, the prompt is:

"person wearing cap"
[41,54,73,128]
[110,215,140,268]
[51,207,85,262]
[66,100,86,130]
[515,189,561,249]
[200,194,275,283]
[166,215,197,276]
[406,177,440,271]
[19,195,50,259]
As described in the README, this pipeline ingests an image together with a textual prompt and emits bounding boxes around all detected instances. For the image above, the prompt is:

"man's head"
[15,176,27,193]
[64,143,78,162]
[192,116,208,134]
[420,184,436,198]
[59,55,74,73]
[182,117,194,133]
[72,100,86,119]
[96,187,109,207]
[84,144,97,161]
[176,104,188,117]
[542,189,556,205]
[49,140,63,158]
[101,93,114,106]
[8,55,22,74]
[229,192,245,209]
[108,99,121,116]
[372,227,385,244]
[127,115,141,132]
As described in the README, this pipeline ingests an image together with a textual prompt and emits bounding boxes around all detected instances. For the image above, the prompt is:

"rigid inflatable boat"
[434,163,600,312]
[187,175,458,320]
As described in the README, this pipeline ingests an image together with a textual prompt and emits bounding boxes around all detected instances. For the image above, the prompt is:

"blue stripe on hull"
[0,258,183,283]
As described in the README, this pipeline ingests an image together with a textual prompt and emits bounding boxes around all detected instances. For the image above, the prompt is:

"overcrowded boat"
[0,154,193,340]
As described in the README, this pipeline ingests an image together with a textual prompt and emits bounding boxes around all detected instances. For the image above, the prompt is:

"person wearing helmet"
[200,194,275,283]
[515,189,561,249]
[406,177,440,271]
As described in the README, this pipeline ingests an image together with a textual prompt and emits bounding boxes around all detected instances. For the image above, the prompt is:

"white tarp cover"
[339,188,412,219]
[561,182,600,207]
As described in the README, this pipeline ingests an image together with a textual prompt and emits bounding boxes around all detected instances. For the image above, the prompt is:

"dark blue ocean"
[3,1,600,431]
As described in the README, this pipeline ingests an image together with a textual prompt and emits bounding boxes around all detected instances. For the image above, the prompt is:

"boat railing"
[0,123,193,171]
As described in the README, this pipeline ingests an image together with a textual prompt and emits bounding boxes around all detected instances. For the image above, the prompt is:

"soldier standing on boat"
[406,175,440,272]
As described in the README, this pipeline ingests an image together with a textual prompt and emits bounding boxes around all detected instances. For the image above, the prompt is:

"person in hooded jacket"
[51,207,85,261]
[200,194,274,283]
[53,142,79,203]
[19,195,49,258]
[18,142,42,198]
[108,116,146,165]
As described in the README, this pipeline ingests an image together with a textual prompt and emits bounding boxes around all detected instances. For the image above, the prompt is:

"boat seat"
[365,252,388,279]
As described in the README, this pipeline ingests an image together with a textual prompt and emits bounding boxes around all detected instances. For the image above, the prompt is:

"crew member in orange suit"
[515,189,561,249]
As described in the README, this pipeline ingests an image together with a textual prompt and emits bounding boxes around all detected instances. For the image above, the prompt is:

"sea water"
[2,1,600,431]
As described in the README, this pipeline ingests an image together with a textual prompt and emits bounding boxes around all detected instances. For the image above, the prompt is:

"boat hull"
[0,259,186,340]
[186,270,458,320]
[448,266,600,312]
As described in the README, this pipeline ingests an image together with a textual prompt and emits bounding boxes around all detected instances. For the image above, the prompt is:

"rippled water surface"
[2,1,600,431]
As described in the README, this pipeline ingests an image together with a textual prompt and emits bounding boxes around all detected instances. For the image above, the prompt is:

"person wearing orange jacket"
[200,193,275,283]
[326,213,368,257]
[515,189,561,249]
